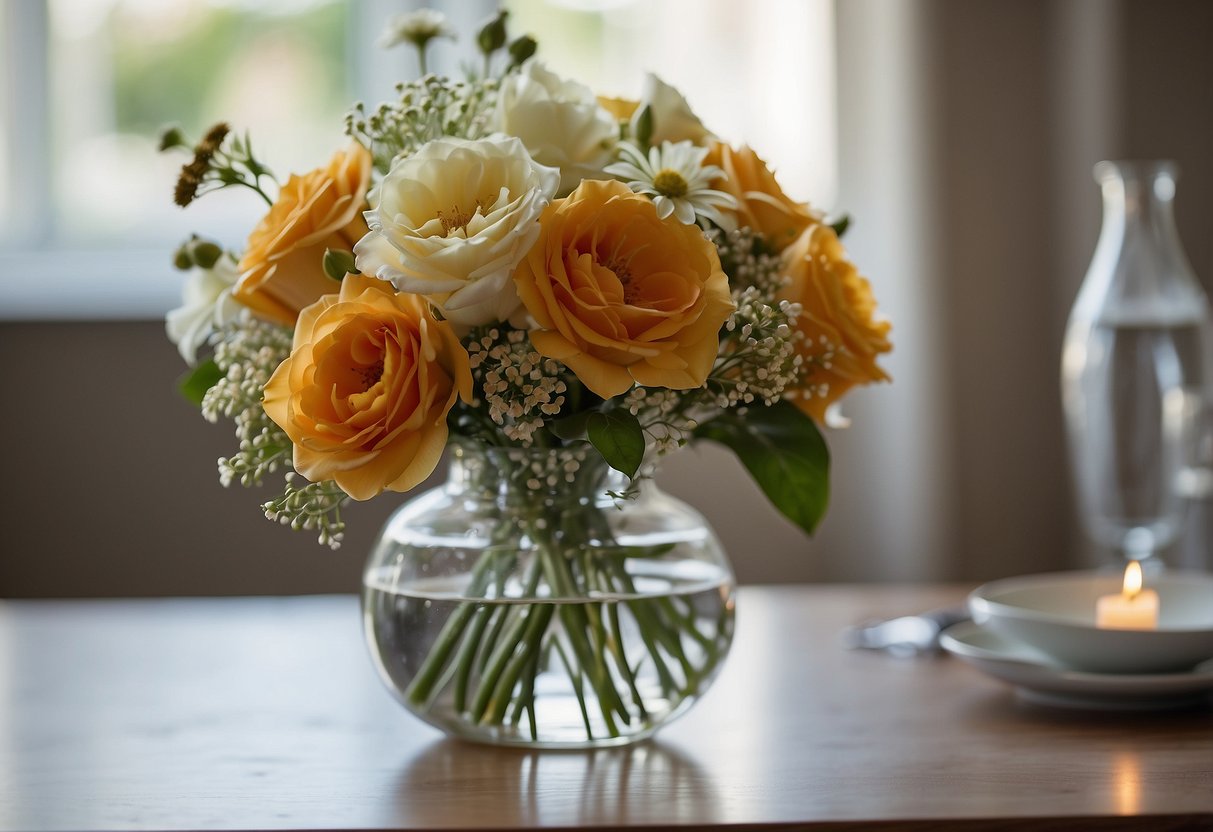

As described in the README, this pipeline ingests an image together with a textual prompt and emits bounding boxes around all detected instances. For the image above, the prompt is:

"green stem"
[452,604,494,713]
[553,636,593,739]
[605,597,649,720]
[508,646,541,730]
[453,559,513,712]
[475,604,510,672]
[484,603,554,725]
[403,552,497,706]
[468,560,544,722]
[540,546,627,734]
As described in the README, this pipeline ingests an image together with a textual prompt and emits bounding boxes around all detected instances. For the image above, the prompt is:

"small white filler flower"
[605,140,737,228]
[379,8,455,75]
[378,8,456,49]
[166,255,241,365]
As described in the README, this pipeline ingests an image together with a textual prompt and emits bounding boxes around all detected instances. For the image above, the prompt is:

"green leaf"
[829,214,851,238]
[178,359,224,406]
[587,410,645,479]
[633,104,654,148]
[694,400,830,535]
[323,248,356,281]
[549,410,593,441]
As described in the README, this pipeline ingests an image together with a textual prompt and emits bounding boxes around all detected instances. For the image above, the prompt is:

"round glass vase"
[361,441,737,749]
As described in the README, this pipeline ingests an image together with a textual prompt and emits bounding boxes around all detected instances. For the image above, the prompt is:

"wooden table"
[1,586,1211,831]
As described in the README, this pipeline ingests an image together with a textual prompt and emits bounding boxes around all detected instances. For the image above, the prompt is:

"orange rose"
[263,274,472,501]
[781,224,891,422]
[235,143,372,325]
[513,179,734,399]
[704,141,821,251]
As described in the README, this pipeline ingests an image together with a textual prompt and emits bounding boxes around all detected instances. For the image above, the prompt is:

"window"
[0,0,834,319]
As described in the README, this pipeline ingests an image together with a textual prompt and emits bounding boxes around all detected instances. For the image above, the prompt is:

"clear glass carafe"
[1061,160,1210,563]
[361,442,736,748]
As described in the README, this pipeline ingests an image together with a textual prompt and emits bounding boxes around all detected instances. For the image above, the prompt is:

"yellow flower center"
[606,257,638,305]
[437,203,478,237]
[652,168,688,199]
[356,359,384,391]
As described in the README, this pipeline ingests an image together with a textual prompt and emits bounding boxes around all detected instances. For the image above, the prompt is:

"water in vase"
[363,559,734,747]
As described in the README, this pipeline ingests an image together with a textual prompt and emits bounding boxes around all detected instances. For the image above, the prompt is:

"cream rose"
[493,61,618,196]
[634,74,714,147]
[354,136,559,327]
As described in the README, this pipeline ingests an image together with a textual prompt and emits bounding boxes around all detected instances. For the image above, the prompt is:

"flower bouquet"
[162,9,890,747]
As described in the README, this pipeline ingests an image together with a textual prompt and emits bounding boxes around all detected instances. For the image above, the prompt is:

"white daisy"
[604,140,737,228]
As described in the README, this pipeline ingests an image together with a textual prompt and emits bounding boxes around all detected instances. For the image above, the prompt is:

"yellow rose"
[597,95,639,122]
[513,179,734,399]
[781,224,891,423]
[703,141,821,251]
[235,143,372,325]
[263,274,472,501]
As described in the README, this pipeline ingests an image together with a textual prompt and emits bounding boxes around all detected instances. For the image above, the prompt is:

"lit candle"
[1096,560,1159,630]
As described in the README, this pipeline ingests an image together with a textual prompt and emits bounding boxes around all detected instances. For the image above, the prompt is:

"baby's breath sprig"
[262,474,348,550]
[709,226,784,296]
[622,387,701,457]
[466,325,570,446]
[201,316,294,487]
[709,287,804,411]
[345,76,499,173]
[701,226,807,412]
[161,122,276,208]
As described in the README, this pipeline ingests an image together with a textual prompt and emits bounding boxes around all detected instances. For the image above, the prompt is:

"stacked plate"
[941,570,1213,710]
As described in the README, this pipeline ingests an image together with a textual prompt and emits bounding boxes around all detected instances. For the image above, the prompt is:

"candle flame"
[1123,560,1143,599]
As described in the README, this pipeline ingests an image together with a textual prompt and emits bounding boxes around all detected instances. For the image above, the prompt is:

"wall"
[4,0,1213,596]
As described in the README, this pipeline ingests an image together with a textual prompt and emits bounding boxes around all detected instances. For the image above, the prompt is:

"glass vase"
[1061,160,1210,564]
[361,442,736,748]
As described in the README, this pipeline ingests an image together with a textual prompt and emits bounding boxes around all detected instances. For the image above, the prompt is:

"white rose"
[634,73,714,146]
[494,60,618,196]
[166,255,241,365]
[354,135,559,326]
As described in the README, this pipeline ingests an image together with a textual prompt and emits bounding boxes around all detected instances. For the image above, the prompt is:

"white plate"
[940,621,1213,711]
[968,570,1213,674]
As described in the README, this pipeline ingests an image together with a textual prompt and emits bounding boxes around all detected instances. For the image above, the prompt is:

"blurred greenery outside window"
[0,0,835,318]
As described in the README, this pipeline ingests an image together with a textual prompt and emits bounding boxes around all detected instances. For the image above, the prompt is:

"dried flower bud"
[508,34,537,68]
[191,240,223,269]
[173,246,194,271]
[158,125,188,152]
[477,9,509,56]
[198,122,231,156]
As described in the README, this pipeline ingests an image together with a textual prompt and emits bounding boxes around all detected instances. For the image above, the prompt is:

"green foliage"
[587,410,645,479]
[694,401,830,535]
[110,3,349,139]
[178,359,224,406]
[633,105,654,148]
[829,214,851,238]
[323,248,355,281]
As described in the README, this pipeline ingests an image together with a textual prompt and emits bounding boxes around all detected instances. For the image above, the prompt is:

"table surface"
[2,586,1211,832]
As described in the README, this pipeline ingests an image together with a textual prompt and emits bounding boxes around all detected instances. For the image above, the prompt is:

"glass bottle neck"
[1097,160,1179,239]
[1081,159,1204,324]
